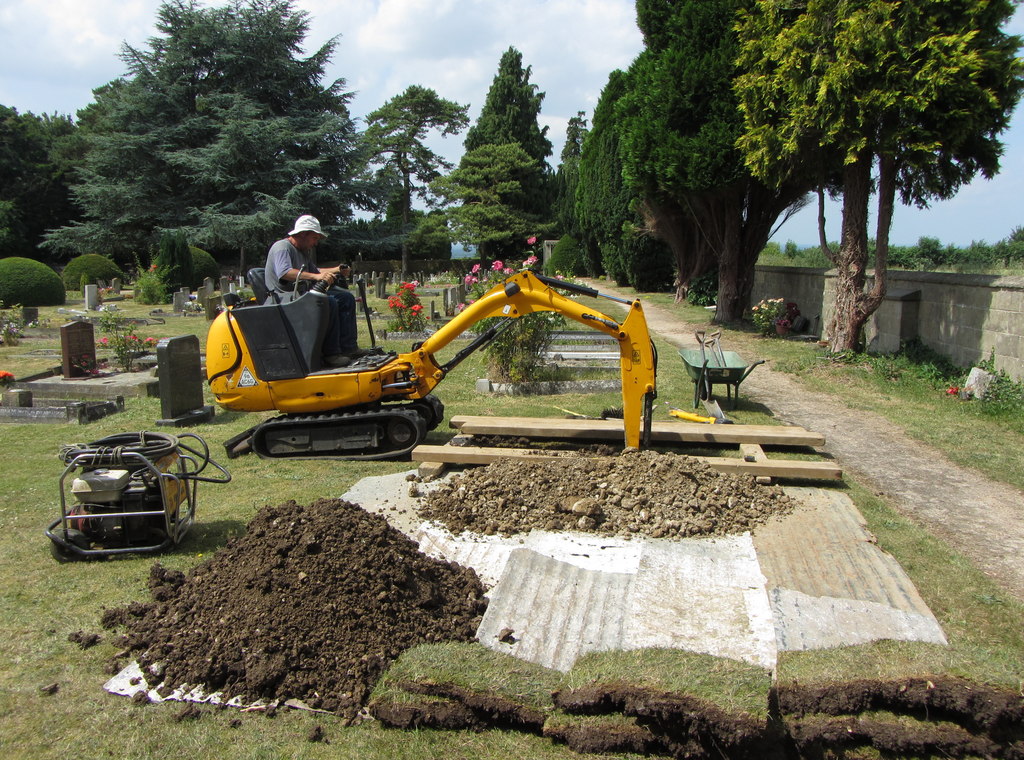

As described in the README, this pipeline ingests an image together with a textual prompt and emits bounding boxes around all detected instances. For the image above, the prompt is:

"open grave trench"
[95,445,1024,757]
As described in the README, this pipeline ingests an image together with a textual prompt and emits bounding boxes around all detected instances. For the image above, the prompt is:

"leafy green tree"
[552,112,592,269]
[364,86,469,274]
[45,0,367,272]
[576,72,633,285]
[155,229,194,292]
[430,143,548,259]
[463,47,554,224]
[406,213,453,261]
[0,106,79,259]
[735,0,1023,350]
[616,0,808,318]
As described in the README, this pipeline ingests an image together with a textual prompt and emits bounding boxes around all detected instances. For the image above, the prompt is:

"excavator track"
[228,397,444,461]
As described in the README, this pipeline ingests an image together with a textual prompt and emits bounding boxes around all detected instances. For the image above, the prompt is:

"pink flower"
[464,274,478,285]
[527,236,537,245]
[100,337,109,345]
[502,267,513,274]
[491,260,504,271]
[523,255,538,267]
[471,264,481,274]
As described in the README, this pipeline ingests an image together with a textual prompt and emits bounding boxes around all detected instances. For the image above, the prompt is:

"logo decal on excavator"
[237,367,258,388]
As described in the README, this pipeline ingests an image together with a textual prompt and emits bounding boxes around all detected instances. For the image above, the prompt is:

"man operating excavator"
[263,214,369,367]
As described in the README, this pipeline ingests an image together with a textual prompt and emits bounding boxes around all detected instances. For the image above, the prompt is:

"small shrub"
[98,312,157,373]
[546,235,587,276]
[463,255,564,382]
[133,267,170,304]
[387,282,427,333]
[61,254,125,290]
[750,298,789,335]
[0,257,66,307]
[1,308,25,346]
[190,246,220,288]
[686,270,718,307]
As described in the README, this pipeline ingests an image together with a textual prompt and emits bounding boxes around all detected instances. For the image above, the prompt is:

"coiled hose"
[58,431,231,483]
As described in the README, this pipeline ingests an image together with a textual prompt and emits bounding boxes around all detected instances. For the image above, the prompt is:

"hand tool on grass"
[665,400,734,424]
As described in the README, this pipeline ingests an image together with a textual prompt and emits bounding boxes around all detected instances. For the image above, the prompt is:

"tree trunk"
[828,156,872,351]
[639,196,715,303]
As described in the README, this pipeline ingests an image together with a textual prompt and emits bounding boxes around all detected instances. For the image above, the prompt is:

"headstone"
[172,291,187,314]
[21,306,39,325]
[84,284,100,311]
[155,335,214,426]
[110,277,121,294]
[205,295,220,321]
[376,275,387,299]
[203,277,214,294]
[2,389,32,408]
[60,321,96,378]
[219,276,230,294]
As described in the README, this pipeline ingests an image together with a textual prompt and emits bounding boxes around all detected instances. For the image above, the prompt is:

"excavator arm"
[404,271,657,447]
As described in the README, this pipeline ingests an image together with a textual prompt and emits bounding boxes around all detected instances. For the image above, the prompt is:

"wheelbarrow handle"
[738,359,767,383]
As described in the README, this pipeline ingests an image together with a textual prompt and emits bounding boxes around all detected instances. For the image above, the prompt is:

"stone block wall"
[752,265,1024,381]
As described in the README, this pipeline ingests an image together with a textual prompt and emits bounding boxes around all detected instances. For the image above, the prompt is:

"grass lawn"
[1,286,1022,759]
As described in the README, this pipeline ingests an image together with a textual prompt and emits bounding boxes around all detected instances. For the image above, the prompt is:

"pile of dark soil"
[418,450,794,538]
[101,498,487,722]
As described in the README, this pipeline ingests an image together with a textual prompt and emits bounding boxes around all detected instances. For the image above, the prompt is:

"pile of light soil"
[418,450,795,538]
[102,498,487,722]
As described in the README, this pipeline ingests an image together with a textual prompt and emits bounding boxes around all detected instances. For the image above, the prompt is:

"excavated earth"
[101,498,486,723]
[92,446,1024,755]
[418,449,796,539]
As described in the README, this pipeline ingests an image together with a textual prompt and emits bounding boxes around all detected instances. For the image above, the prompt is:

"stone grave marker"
[61,321,96,378]
[219,276,229,294]
[110,277,121,294]
[203,277,214,294]
[84,284,101,311]
[21,306,39,325]
[155,335,214,426]
[172,290,187,314]
[204,295,220,320]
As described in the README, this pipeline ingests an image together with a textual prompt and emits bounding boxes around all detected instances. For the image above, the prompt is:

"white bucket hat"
[289,215,327,238]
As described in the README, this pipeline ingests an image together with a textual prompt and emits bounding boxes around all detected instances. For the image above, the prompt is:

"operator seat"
[246,267,278,305]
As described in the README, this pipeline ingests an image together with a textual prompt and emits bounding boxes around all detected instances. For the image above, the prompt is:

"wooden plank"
[411,445,843,481]
[448,415,826,447]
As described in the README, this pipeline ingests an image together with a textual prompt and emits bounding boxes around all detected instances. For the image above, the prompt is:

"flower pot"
[775,323,790,336]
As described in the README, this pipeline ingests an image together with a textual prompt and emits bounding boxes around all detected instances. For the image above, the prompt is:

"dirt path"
[585,280,1024,603]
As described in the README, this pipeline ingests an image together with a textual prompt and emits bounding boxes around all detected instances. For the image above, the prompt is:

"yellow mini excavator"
[206,270,657,459]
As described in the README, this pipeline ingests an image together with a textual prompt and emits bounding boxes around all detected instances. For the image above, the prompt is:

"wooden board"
[412,445,842,481]
[448,415,826,447]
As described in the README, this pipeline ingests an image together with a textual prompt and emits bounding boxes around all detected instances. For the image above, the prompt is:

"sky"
[1,0,1022,248]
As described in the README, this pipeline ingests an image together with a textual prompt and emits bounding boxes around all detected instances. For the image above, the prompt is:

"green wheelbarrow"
[678,331,765,409]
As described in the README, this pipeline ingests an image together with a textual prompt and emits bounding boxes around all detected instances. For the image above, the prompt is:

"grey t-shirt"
[264,238,319,302]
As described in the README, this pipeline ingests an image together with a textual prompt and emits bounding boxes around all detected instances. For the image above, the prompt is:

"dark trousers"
[323,287,358,354]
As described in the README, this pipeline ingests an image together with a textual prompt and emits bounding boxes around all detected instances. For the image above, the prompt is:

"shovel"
[665,400,734,424]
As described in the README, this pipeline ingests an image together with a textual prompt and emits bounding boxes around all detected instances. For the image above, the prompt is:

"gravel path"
[585,280,1024,603]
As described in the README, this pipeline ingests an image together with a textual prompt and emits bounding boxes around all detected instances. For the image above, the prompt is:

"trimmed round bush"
[61,254,125,290]
[190,246,220,288]
[0,257,66,307]
[546,235,588,276]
